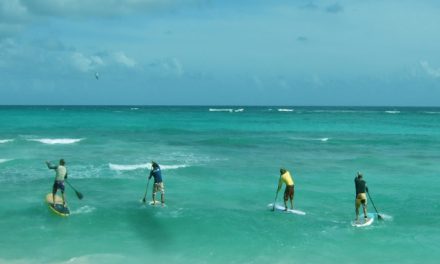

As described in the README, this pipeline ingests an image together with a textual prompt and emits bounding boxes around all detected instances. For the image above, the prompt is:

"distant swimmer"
[149,161,165,206]
[46,159,68,206]
[354,172,369,221]
[276,168,295,211]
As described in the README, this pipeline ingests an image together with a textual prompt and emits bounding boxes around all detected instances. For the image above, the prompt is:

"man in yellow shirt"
[276,168,295,211]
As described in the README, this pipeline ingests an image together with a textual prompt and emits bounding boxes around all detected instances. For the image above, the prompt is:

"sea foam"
[71,205,96,215]
[209,108,233,112]
[278,108,294,112]
[28,138,84,144]
[0,139,14,144]
[109,163,188,171]
[291,137,330,142]
[0,159,12,164]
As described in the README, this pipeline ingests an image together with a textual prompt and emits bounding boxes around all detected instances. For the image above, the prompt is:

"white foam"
[0,139,14,144]
[63,254,126,264]
[209,108,233,112]
[385,111,400,114]
[28,138,84,144]
[290,137,330,142]
[109,163,150,171]
[234,108,244,112]
[130,107,139,110]
[278,108,294,112]
[378,213,393,221]
[71,205,96,215]
[424,111,440,114]
[0,159,12,164]
[109,163,188,171]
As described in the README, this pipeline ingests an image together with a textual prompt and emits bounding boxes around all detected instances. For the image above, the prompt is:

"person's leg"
[152,183,156,204]
[61,191,66,206]
[60,183,66,206]
[290,186,295,209]
[355,198,360,221]
[52,182,57,206]
[362,202,367,218]
[283,186,288,211]
[160,183,165,205]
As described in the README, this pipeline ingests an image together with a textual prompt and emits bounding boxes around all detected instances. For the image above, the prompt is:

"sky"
[1,0,440,106]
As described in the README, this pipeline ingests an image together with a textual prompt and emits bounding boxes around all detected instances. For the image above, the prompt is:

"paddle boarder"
[276,168,295,211]
[46,159,68,206]
[149,161,165,206]
[354,172,369,221]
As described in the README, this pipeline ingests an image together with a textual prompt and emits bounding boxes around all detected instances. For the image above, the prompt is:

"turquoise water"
[1,106,439,263]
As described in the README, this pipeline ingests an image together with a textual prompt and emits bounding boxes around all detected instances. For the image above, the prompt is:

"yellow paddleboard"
[45,193,70,217]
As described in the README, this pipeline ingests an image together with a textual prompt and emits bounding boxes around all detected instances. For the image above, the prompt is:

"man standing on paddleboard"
[354,172,368,221]
[46,159,68,206]
[149,161,165,206]
[276,168,295,211]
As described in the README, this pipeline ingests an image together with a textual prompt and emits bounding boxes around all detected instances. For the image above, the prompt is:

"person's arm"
[277,177,282,192]
[46,161,57,170]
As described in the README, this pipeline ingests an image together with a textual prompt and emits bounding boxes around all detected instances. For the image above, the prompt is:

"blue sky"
[1,0,440,106]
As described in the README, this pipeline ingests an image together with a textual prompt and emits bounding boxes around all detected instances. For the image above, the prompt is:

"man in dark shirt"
[355,172,369,221]
[149,161,165,206]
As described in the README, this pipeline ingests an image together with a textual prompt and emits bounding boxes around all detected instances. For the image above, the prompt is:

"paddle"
[367,190,383,220]
[65,180,83,200]
[271,191,279,211]
[271,174,282,211]
[141,178,151,203]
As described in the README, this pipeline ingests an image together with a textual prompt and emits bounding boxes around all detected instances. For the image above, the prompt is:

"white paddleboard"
[268,203,306,215]
[351,213,375,227]
[149,201,166,207]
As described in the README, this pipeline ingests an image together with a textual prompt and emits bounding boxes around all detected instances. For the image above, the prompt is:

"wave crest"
[209,108,233,112]
[28,138,84,144]
[0,139,14,144]
[71,205,96,215]
[109,163,188,171]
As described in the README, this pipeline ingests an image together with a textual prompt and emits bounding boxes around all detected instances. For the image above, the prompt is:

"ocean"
[0,106,439,264]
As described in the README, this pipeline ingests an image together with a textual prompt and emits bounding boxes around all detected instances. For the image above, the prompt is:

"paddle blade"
[377,214,383,220]
[76,191,84,200]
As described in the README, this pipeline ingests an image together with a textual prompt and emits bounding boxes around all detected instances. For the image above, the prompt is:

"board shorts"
[153,182,165,194]
[52,180,65,194]
[284,185,294,201]
[355,193,367,208]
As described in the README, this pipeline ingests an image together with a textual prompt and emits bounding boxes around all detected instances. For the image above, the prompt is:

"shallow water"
[1,106,439,263]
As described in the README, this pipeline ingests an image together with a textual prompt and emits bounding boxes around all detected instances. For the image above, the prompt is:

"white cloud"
[154,57,184,77]
[420,61,440,78]
[113,52,136,67]
[20,0,201,17]
[71,52,104,72]
[0,0,28,22]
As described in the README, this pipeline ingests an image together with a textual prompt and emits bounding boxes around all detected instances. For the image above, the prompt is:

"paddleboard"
[268,203,306,215]
[351,213,375,227]
[149,201,166,207]
[46,193,70,217]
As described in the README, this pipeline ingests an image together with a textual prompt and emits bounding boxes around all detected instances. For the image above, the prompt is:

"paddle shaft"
[367,191,382,219]
[272,192,279,211]
[272,175,282,211]
[142,178,151,203]
[65,180,83,200]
